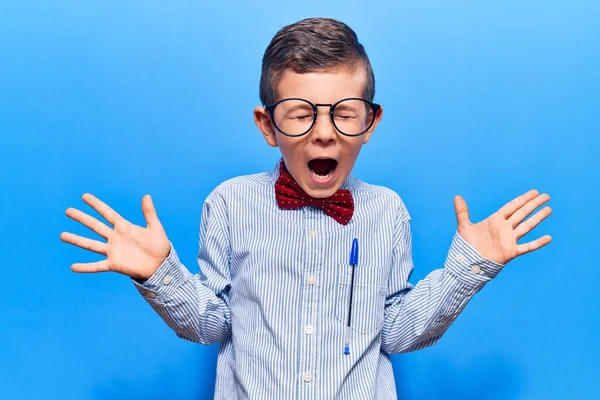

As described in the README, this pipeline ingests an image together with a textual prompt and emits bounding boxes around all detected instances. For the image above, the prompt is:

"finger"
[516,234,552,257]
[65,207,112,239]
[514,206,552,239]
[509,193,551,228]
[142,195,163,229]
[60,232,107,255]
[81,193,123,226]
[498,189,539,219]
[71,260,110,273]
[454,195,470,226]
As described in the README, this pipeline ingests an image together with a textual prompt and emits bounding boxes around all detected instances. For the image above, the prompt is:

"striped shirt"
[133,161,503,399]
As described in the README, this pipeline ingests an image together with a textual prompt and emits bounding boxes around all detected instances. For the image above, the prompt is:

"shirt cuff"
[131,243,188,301]
[444,232,505,287]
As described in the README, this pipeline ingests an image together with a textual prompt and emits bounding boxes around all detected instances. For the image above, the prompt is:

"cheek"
[276,136,303,163]
[278,133,308,154]
[277,138,294,155]
[343,140,364,158]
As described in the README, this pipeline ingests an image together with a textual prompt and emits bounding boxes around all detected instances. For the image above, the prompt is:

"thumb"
[454,195,470,227]
[142,194,163,229]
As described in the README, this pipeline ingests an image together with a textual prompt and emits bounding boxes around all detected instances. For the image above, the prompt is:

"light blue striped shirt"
[133,161,503,399]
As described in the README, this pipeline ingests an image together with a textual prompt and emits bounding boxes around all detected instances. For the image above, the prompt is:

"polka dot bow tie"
[274,161,354,225]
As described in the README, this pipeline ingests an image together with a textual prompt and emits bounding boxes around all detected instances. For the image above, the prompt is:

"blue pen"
[344,238,359,355]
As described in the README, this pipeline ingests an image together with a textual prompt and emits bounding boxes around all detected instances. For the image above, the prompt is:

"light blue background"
[1,1,598,399]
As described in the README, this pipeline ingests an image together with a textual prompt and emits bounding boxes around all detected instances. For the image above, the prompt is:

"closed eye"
[291,115,313,121]
[334,114,357,119]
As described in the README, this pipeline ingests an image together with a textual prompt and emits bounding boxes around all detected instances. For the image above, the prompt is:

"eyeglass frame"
[264,97,382,138]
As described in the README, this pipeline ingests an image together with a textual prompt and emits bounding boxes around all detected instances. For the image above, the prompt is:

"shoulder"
[350,178,411,223]
[204,171,273,206]
[198,171,274,224]
[213,172,272,193]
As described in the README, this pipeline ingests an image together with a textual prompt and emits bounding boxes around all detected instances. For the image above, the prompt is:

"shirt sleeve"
[131,193,232,345]
[381,208,504,354]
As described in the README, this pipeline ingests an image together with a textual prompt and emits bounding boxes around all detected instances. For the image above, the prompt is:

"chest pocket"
[335,263,388,334]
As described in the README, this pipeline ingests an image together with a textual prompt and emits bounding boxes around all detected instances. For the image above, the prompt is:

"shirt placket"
[299,208,322,400]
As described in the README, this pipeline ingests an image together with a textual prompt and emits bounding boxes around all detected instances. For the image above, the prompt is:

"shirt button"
[471,265,482,274]
[147,291,156,298]
[303,371,313,383]
[308,229,318,238]
[163,275,173,285]
[455,254,466,263]
[304,325,314,335]
[307,275,317,285]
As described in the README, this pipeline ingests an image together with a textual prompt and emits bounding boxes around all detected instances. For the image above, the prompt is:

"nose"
[310,108,337,144]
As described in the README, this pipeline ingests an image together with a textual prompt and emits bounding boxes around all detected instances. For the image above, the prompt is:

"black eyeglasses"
[264,97,381,137]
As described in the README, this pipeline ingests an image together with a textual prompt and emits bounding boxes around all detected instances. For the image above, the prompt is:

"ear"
[362,105,383,145]
[254,107,278,147]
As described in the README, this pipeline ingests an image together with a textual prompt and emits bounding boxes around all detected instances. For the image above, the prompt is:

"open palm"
[454,189,552,265]
[60,193,170,280]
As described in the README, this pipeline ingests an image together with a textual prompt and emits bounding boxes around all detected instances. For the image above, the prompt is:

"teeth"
[312,170,333,181]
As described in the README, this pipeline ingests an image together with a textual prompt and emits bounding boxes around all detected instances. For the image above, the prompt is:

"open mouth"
[308,158,338,181]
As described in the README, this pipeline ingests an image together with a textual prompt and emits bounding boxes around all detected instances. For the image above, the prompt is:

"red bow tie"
[275,161,354,225]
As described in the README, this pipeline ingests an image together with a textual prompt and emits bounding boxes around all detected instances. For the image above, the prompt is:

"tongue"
[309,159,336,176]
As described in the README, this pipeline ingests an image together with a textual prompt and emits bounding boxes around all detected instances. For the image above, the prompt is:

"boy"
[60,17,552,399]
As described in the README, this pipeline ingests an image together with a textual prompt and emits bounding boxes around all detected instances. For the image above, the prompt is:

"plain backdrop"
[1,1,598,399]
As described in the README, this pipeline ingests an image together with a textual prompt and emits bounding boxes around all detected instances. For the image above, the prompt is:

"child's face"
[254,66,383,198]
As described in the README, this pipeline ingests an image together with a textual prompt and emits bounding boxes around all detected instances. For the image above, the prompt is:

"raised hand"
[60,193,171,280]
[454,189,552,265]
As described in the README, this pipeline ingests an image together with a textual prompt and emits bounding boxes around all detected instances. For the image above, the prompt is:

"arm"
[132,195,232,344]
[60,192,232,345]
[381,221,502,354]
[382,189,552,354]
